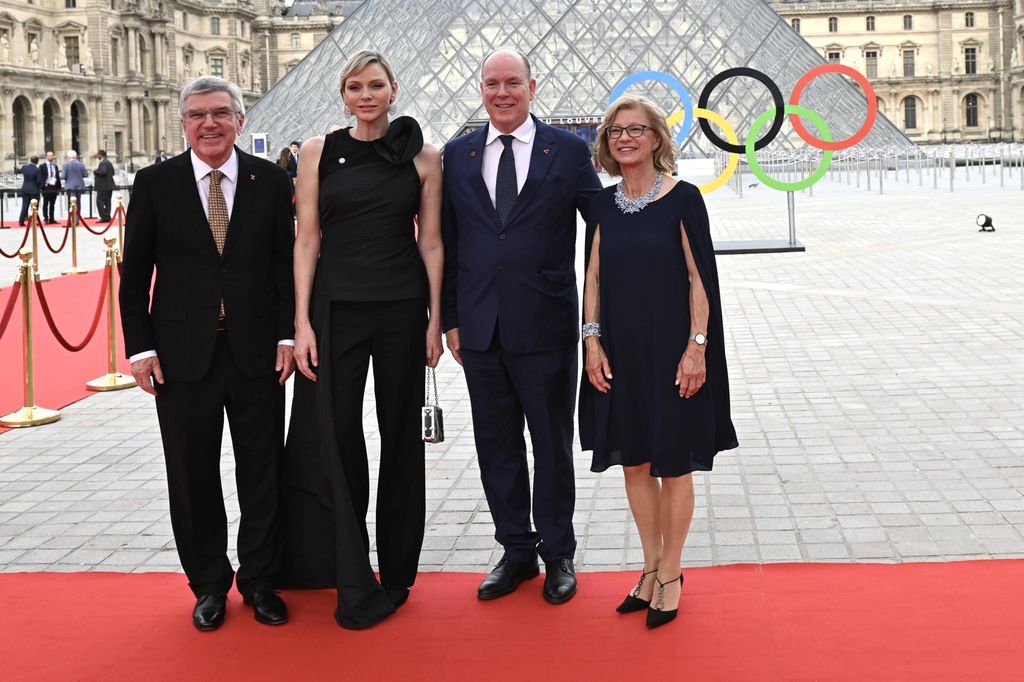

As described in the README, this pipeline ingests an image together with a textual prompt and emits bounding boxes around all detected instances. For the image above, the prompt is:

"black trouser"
[19,193,39,224]
[96,190,112,221]
[41,189,58,222]
[328,299,426,593]
[155,332,284,598]
[460,334,578,563]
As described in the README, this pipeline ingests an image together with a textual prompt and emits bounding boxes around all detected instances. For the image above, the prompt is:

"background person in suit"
[61,150,88,208]
[154,149,170,163]
[119,76,296,632]
[93,150,116,222]
[440,49,601,605]
[14,156,42,226]
[287,140,300,180]
[38,150,61,223]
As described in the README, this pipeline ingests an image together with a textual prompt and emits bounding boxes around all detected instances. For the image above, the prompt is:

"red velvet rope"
[34,271,108,352]
[81,213,113,236]
[0,225,32,259]
[0,281,22,342]
[38,221,71,254]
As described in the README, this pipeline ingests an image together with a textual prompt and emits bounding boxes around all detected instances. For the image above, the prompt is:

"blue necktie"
[494,134,517,224]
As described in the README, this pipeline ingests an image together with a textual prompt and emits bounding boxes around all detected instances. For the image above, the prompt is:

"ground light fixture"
[977,214,995,232]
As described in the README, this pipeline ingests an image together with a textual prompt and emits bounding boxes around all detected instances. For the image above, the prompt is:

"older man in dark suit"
[119,76,296,631]
[441,49,601,605]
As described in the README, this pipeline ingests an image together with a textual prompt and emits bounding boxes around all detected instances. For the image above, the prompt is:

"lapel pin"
[469,150,477,158]
[339,157,346,164]
[543,148,550,154]
[250,174,256,180]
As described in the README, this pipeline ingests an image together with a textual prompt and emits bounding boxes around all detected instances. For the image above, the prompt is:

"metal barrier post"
[62,198,87,276]
[86,237,136,392]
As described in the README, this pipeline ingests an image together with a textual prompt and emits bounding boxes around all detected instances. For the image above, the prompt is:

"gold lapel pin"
[543,148,550,154]
[250,174,256,180]
[469,150,477,158]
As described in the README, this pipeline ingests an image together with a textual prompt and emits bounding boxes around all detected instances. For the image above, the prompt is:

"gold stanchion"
[61,197,87,276]
[86,237,136,392]
[116,194,125,264]
[0,249,60,428]
[29,199,40,272]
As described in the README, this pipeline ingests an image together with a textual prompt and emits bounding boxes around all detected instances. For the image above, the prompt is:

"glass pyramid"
[244,0,909,154]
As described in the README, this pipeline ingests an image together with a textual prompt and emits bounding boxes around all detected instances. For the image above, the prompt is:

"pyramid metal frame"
[244,0,910,154]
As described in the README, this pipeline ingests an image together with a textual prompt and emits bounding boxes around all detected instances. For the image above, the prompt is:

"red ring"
[789,64,877,151]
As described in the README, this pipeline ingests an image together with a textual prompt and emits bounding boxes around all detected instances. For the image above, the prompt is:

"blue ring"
[608,71,694,145]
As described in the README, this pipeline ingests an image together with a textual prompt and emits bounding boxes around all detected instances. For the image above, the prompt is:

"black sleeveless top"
[314,116,427,302]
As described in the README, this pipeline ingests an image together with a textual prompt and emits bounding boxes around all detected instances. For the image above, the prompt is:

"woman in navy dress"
[579,95,738,628]
[282,51,444,630]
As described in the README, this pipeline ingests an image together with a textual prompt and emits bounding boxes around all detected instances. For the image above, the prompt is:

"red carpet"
[0,269,130,430]
[2,562,1023,680]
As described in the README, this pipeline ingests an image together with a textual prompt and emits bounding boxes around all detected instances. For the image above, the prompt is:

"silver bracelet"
[582,322,601,338]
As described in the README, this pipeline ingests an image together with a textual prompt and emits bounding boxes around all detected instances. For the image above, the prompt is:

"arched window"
[903,98,918,129]
[291,33,301,49]
[866,16,875,31]
[965,12,974,28]
[965,94,979,127]
[828,16,838,33]
[791,18,800,33]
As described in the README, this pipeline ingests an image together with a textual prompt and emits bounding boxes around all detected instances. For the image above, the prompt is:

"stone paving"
[2,166,1023,576]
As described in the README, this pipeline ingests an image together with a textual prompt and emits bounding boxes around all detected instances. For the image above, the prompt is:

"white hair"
[67,150,78,160]
[178,76,245,119]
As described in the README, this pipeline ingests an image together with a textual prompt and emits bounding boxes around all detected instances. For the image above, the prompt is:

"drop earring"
[344,104,352,116]
[388,100,397,115]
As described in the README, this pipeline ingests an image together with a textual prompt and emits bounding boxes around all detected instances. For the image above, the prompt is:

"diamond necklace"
[614,173,664,214]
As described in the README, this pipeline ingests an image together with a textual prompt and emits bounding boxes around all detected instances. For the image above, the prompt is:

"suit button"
[497,266,505,273]
[498,233,506,240]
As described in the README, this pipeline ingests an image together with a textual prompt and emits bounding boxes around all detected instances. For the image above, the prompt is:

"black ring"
[697,67,785,154]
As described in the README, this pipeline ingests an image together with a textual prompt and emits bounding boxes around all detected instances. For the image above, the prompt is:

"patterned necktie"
[207,169,228,255]
[207,169,229,317]
[494,134,518,224]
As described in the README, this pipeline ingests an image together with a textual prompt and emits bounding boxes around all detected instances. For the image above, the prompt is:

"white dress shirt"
[129,149,293,364]
[482,116,535,207]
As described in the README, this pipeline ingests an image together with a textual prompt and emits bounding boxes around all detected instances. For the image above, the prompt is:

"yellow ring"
[693,108,739,194]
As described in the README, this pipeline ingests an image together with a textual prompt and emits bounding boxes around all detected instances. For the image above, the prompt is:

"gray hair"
[481,48,532,80]
[67,150,78,159]
[178,76,245,119]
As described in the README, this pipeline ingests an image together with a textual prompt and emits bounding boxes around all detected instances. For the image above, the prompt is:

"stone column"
[33,92,46,154]
[127,28,137,75]
[156,100,167,153]
[0,89,13,163]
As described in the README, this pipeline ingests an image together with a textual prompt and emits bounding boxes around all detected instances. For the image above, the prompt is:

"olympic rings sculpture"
[607,64,878,193]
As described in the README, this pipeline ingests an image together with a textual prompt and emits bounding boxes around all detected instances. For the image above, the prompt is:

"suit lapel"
[223,148,254,259]
[504,117,558,228]
[173,154,218,258]
[465,126,500,230]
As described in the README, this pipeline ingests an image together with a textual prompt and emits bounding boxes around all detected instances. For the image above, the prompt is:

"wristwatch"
[688,332,707,346]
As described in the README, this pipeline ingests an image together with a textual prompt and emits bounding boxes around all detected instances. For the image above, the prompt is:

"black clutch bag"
[422,366,444,444]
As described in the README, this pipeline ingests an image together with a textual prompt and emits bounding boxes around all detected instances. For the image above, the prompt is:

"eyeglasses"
[605,124,650,139]
[183,108,239,123]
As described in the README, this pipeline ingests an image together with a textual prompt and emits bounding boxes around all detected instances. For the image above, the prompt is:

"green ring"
[746,104,834,191]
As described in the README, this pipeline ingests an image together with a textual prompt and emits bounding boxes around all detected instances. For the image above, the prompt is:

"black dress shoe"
[385,587,410,610]
[543,559,577,604]
[646,573,683,629]
[243,590,288,625]
[477,557,540,600]
[192,592,227,631]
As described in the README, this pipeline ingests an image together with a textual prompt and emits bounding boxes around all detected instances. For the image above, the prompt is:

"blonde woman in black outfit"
[280,50,443,630]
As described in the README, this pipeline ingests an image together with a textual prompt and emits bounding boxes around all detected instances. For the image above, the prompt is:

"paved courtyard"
[2,165,1023,576]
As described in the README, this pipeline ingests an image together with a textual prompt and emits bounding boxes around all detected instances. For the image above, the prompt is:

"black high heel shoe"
[646,573,683,629]
[616,568,658,614]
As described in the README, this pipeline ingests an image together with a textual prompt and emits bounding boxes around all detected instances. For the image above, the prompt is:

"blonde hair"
[597,95,676,177]
[338,50,397,95]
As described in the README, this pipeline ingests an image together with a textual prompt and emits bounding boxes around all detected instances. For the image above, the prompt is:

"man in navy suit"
[441,49,601,604]
[14,156,42,226]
